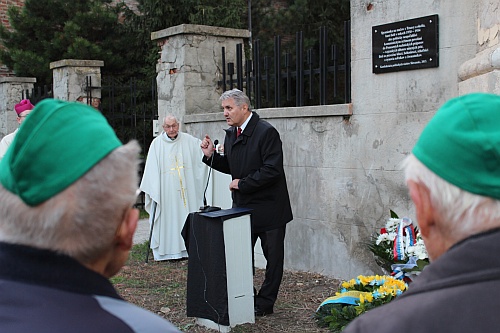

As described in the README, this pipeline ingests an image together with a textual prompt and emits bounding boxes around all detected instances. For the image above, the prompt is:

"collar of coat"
[225,112,259,139]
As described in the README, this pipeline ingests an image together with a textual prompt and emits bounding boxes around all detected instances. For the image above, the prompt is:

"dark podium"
[182,207,254,331]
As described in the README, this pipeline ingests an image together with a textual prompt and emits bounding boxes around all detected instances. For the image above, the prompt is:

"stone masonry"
[0,77,35,139]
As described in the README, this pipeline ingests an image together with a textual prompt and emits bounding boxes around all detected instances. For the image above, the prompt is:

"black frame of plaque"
[372,14,439,74]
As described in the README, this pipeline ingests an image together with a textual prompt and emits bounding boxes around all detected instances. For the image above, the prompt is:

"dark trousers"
[252,225,286,309]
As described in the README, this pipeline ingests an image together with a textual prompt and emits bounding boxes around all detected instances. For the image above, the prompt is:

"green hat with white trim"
[0,98,122,206]
[412,93,500,199]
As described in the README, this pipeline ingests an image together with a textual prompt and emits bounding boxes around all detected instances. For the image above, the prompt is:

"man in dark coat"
[343,93,500,333]
[201,88,293,316]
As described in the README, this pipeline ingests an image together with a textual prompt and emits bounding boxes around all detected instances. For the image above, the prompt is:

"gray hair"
[0,141,141,264]
[220,89,252,111]
[163,114,178,125]
[403,154,500,241]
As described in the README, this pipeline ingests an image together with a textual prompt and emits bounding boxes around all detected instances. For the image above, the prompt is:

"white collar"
[239,112,252,133]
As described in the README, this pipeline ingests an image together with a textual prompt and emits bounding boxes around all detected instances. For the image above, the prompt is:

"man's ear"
[115,208,139,251]
[407,180,434,238]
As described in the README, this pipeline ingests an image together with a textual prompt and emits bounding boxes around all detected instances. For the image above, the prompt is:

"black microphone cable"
[201,140,218,211]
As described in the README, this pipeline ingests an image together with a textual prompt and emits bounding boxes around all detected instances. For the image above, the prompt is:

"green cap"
[0,99,122,206]
[412,93,500,199]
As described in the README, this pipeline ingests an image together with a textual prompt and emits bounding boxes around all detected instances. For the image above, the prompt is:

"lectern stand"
[182,208,254,332]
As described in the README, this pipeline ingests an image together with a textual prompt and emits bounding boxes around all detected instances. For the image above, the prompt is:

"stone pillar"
[151,24,251,128]
[458,1,500,94]
[0,77,36,139]
[49,59,104,103]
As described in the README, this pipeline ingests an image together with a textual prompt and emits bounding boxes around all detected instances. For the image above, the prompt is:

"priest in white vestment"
[140,115,209,260]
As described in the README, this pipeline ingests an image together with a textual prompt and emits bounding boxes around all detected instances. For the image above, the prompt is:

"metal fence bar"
[245,59,253,101]
[236,44,243,91]
[221,47,227,92]
[86,76,92,105]
[274,35,281,107]
[296,31,304,107]
[319,26,327,105]
[229,62,235,89]
[331,44,338,99]
[285,52,291,102]
[264,56,270,102]
[307,49,313,100]
[344,20,352,103]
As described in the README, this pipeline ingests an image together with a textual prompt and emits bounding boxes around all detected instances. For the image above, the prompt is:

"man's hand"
[229,179,240,191]
[200,134,214,158]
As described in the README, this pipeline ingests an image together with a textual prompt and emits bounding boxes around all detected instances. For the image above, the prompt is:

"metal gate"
[21,85,53,104]
[99,76,158,158]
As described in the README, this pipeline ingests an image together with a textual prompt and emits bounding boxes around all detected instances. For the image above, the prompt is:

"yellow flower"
[363,292,373,303]
[358,275,373,286]
[374,278,407,297]
[342,279,357,289]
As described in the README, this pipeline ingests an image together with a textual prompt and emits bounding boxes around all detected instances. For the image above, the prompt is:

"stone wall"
[0,60,102,141]
[151,24,251,128]
[0,77,35,139]
[50,59,103,102]
[312,0,477,278]
[458,0,500,94]
[477,0,499,52]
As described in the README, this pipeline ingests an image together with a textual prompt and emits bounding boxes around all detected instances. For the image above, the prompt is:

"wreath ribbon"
[393,217,416,261]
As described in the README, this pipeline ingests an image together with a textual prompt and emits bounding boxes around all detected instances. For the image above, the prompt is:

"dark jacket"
[204,112,293,232]
[342,228,500,333]
[0,242,180,333]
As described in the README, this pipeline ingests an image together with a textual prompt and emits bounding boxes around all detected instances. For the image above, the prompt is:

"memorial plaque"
[372,14,439,74]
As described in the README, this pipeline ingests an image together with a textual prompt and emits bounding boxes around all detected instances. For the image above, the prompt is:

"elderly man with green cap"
[0,99,180,332]
[342,93,500,333]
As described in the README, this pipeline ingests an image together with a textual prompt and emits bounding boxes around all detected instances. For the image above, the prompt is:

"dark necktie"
[236,127,242,138]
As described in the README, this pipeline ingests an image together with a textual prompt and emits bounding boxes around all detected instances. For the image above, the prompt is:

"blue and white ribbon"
[393,217,416,261]
[391,256,418,280]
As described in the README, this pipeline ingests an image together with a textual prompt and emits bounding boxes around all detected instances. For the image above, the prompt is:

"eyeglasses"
[163,124,178,129]
[19,114,30,118]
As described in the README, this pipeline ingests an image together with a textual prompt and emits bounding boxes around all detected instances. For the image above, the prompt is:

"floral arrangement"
[315,212,430,332]
[368,211,429,282]
[316,275,408,332]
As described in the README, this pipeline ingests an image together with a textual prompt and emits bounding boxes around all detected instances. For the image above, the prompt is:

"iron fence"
[21,85,53,105]
[98,76,158,158]
[219,21,351,108]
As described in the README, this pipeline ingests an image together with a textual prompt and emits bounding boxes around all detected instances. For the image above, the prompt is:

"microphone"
[200,140,221,213]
